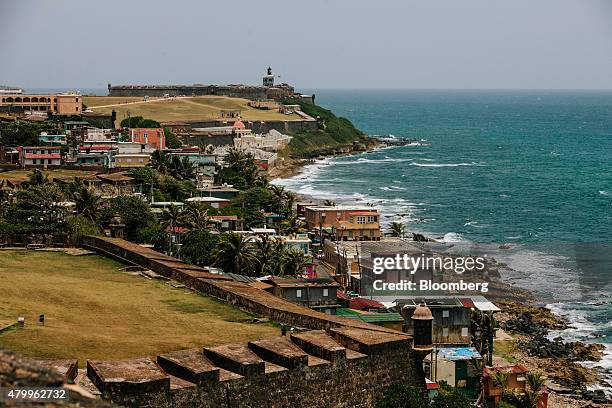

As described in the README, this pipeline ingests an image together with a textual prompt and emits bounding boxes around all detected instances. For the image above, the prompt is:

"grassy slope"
[285,100,366,156]
[0,250,277,365]
[84,96,302,127]
[0,169,97,181]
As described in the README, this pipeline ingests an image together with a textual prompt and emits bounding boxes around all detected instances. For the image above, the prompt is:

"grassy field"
[0,250,277,365]
[84,95,301,126]
[0,169,97,181]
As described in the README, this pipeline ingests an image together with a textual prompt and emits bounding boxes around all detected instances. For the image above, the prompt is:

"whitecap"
[410,162,485,168]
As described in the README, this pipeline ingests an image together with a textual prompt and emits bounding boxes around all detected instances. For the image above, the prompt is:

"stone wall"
[87,329,423,408]
[107,85,294,102]
[80,236,425,407]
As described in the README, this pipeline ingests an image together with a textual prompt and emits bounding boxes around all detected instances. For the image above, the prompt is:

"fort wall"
[107,84,294,101]
[76,236,425,407]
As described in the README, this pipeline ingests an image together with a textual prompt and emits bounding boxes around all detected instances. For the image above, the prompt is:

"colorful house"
[129,128,166,150]
[304,205,381,241]
[483,365,548,408]
[424,347,482,399]
[17,146,62,167]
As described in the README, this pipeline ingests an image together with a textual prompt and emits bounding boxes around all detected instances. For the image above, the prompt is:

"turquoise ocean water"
[276,90,612,384]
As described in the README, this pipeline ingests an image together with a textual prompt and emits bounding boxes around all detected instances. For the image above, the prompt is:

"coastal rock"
[412,233,435,242]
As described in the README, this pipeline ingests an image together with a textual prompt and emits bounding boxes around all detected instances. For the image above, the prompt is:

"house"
[264,277,340,315]
[185,196,230,209]
[38,132,66,146]
[233,129,292,152]
[199,185,239,200]
[114,142,152,167]
[304,205,381,241]
[0,92,82,115]
[17,146,62,167]
[209,215,243,232]
[130,128,165,150]
[75,145,116,167]
[398,296,500,346]
[250,227,277,236]
[82,128,116,144]
[263,213,286,229]
[483,365,548,408]
[280,234,311,255]
[424,347,482,399]
[95,173,136,197]
[336,308,404,331]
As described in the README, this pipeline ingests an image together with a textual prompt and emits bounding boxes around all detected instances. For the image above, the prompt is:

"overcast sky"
[1,0,611,90]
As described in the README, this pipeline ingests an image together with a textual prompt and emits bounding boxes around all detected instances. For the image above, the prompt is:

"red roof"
[232,119,245,129]
[459,298,475,308]
[337,290,350,301]
[349,297,385,311]
[483,364,528,378]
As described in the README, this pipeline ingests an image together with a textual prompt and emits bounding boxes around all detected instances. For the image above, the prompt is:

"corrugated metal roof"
[437,347,482,361]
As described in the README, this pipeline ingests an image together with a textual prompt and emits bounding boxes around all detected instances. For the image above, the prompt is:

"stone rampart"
[79,236,425,407]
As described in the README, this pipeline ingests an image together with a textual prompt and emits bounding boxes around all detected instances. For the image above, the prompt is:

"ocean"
[275,89,612,385]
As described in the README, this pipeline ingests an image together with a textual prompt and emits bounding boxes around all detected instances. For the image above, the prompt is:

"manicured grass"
[0,250,278,365]
[0,169,97,181]
[84,96,301,126]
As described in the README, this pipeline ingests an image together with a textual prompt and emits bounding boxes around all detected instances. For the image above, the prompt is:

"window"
[368,215,377,222]
[296,289,302,298]
[442,327,449,337]
[76,107,79,111]
[323,288,329,297]
[356,216,366,224]
[461,327,469,337]
[442,310,449,318]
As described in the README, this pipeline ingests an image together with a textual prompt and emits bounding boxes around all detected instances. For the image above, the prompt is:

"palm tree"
[253,235,275,276]
[182,203,210,231]
[213,233,256,275]
[282,247,310,277]
[280,214,306,236]
[323,199,336,206]
[74,186,100,222]
[525,372,544,392]
[27,169,49,186]
[149,150,171,175]
[389,222,405,237]
[225,148,249,169]
[161,204,184,256]
[269,185,286,203]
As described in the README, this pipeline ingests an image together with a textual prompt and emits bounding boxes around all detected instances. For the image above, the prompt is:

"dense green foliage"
[215,148,267,190]
[100,196,157,242]
[376,384,471,408]
[180,229,220,267]
[0,120,64,146]
[282,99,364,155]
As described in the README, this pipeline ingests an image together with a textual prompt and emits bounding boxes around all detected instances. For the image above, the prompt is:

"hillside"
[84,95,302,127]
[283,99,370,157]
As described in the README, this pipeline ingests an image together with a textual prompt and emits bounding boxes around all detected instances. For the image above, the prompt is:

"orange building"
[0,93,82,115]
[129,128,166,150]
[304,205,381,241]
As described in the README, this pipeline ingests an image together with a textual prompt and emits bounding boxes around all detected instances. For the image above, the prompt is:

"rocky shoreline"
[270,141,611,406]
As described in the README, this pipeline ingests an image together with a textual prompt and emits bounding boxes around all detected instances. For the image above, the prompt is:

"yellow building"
[0,93,82,115]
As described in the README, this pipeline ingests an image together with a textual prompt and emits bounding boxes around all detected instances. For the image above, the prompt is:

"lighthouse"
[263,67,274,87]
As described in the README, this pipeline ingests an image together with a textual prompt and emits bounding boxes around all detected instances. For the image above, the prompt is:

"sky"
[1,0,612,90]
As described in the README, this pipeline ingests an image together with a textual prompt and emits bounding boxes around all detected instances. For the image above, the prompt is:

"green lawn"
[0,250,277,365]
[84,95,301,126]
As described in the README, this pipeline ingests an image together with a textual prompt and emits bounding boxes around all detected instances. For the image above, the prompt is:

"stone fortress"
[43,236,426,408]
[108,67,304,102]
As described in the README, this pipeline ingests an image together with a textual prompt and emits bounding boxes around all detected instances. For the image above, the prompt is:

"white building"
[233,129,292,152]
